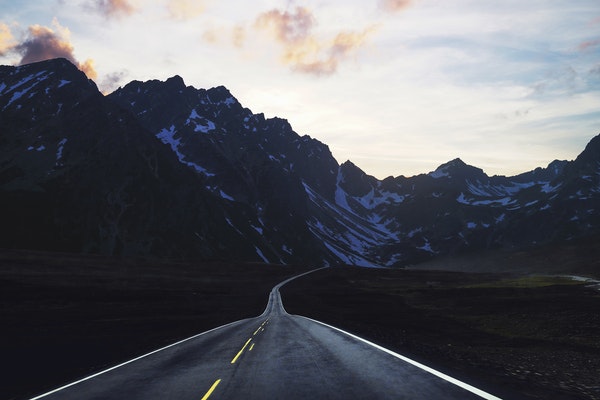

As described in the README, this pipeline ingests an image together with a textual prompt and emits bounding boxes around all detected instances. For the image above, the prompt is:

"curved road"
[32,269,502,400]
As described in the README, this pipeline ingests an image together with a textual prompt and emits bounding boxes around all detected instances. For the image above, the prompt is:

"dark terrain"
[2,59,599,267]
[3,241,600,400]
[282,249,600,400]
[0,249,308,400]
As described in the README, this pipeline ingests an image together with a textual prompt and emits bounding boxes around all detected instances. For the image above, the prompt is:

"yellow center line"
[201,379,221,400]
[231,338,252,364]
[249,343,255,351]
[253,319,269,336]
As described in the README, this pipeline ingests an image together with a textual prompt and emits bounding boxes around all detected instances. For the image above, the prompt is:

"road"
[31,269,502,400]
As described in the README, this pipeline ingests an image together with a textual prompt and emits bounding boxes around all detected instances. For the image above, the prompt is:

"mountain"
[1,58,599,267]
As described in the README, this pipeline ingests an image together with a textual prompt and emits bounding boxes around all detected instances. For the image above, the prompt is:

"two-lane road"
[32,269,502,400]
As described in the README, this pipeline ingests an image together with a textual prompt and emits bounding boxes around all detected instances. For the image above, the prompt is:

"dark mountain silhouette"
[1,58,599,266]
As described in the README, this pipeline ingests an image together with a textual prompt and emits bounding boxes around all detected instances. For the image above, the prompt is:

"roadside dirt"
[0,249,307,400]
[3,245,599,400]
[282,267,600,400]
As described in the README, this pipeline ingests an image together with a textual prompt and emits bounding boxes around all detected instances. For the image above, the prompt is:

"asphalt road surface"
[31,269,502,400]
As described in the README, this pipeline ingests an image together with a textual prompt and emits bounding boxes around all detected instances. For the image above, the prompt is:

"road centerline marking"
[201,379,221,400]
[231,338,252,364]
[249,343,255,351]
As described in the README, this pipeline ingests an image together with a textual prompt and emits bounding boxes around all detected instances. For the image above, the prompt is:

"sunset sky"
[1,0,599,178]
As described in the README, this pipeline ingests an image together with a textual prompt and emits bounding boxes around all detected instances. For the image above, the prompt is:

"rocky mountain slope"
[1,58,598,266]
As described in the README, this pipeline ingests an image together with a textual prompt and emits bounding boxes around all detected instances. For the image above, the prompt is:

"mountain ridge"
[1,58,599,267]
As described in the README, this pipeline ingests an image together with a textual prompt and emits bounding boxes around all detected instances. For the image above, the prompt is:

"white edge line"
[31,268,326,399]
[29,319,246,400]
[298,316,503,400]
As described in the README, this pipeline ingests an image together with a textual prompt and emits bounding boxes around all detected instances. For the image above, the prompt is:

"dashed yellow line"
[201,379,221,400]
[249,343,255,351]
[231,338,252,364]
[253,319,269,336]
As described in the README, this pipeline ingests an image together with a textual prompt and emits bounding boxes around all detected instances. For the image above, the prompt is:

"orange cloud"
[232,25,246,48]
[255,7,315,44]
[78,58,98,80]
[0,22,16,56]
[379,0,413,13]
[330,29,373,58]
[15,19,97,79]
[94,0,136,19]
[202,28,219,44]
[202,25,247,48]
[255,7,375,76]
[167,0,207,20]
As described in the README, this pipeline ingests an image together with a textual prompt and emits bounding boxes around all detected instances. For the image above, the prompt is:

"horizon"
[1,1,598,179]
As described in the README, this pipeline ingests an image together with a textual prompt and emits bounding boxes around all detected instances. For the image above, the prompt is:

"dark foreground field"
[282,267,600,400]
[2,245,600,400]
[0,249,307,400]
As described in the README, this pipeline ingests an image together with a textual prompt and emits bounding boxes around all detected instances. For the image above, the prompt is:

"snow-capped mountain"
[1,58,599,267]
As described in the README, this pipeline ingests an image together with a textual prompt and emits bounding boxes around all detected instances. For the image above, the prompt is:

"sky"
[1,0,599,179]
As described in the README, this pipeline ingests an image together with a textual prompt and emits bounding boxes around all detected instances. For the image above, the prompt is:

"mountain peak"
[165,75,186,90]
[440,158,467,169]
[429,158,486,180]
[206,85,237,105]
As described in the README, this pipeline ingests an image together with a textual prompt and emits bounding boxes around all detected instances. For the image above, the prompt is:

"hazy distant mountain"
[1,58,599,266]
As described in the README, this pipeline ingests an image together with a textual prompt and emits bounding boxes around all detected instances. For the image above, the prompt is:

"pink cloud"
[379,0,413,13]
[94,0,136,19]
[14,20,97,79]
[579,38,600,52]
[255,7,375,76]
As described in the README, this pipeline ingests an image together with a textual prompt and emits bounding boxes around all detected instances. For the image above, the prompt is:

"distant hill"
[1,58,599,266]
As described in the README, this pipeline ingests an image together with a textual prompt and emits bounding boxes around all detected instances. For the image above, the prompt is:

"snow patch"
[456,193,471,204]
[407,227,422,238]
[56,138,67,163]
[219,190,235,201]
[540,182,560,193]
[156,125,214,176]
[3,71,52,109]
[429,169,449,179]
[417,239,434,253]
[186,109,216,133]
[255,247,269,263]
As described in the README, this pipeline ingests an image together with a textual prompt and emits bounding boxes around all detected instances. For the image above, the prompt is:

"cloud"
[94,0,136,19]
[255,7,315,44]
[255,7,375,76]
[379,0,413,13]
[201,24,246,48]
[13,19,97,79]
[232,25,246,48]
[0,22,16,56]
[291,28,375,76]
[579,38,600,52]
[99,69,128,94]
[167,0,208,20]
